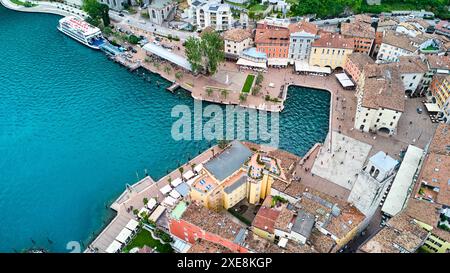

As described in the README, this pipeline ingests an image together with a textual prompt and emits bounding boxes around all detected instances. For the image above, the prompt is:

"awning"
[193,163,203,173]
[146,198,157,210]
[335,73,355,88]
[160,184,172,195]
[278,237,288,248]
[163,196,178,207]
[268,58,288,66]
[105,240,122,253]
[236,58,267,69]
[115,228,133,244]
[142,43,192,71]
[183,170,195,180]
[424,103,441,113]
[169,189,181,199]
[295,61,331,74]
[149,205,166,222]
[171,177,183,187]
[125,219,139,232]
[186,177,197,186]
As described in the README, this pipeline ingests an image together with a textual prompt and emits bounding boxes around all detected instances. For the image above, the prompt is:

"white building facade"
[288,30,318,63]
[190,0,233,31]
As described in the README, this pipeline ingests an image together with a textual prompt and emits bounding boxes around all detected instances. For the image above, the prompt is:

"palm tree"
[221,89,229,99]
[206,87,214,96]
[175,71,183,80]
[239,93,247,102]
[164,66,171,74]
[154,62,160,70]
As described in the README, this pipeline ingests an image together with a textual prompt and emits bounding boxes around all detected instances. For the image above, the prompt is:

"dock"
[166,82,180,93]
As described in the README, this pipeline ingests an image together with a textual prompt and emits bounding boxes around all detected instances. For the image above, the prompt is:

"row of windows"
[313,48,346,55]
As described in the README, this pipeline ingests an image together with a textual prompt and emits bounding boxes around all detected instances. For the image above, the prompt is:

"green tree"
[184,37,203,73]
[103,26,113,36]
[185,31,224,75]
[82,0,110,26]
[128,34,139,44]
[143,197,148,205]
[251,85,261,96]
[175,71,183,80]
[164,66,172,74]
[239,93,247,102]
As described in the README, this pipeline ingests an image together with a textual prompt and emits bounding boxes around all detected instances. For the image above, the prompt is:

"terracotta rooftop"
[309,229,336,253]
[288,21,318,35]
[405,198,441,227]
[360,64,405,112]
[381,30,417,52]
[312,32,354,49]
[181,203,244,242]
[354,14,373,24]
[296,187,365,240]
[429,123,450,156]
[252,196,282,234]
[359,212,428,253]
[243,232,316,253]
[347,52,375,71]
[341,22,375,39]
[406,18,431,29]
[274,207,295,232]
[255,28,290,45]
[377,18,398,29]
[388,56,428,74]
[426,55,450,70]
[223,28,252,42]
[417,153,450,205]
[187,239,235,253]
[325,205,365,239]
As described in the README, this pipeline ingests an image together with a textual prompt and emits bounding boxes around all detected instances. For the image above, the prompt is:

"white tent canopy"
[236,58,267,69]
[149,205,166,223]
[186,177,197,186]
[295,61,331,74]
[142,43,192,71]
[268,58,288,66]
[169,189,181,199]
[105,240,122,253]
[163,196,177,207]
[146,198,157,210]
[335,73,355,88]
[115,227,133,244]
[183,170,195,180]
[125,219,139,232]
[171,177,183,187]
[194,163,203,173]
[424,103,441,113]
[160,184,172,195]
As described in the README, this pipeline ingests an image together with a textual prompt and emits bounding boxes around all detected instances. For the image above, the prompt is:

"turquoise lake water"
[0,6,330,252]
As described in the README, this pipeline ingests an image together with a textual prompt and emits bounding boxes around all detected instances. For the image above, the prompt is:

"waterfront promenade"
[0,0,87,17]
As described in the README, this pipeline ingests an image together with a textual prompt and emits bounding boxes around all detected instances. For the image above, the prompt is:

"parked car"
[119,13,125,17]
[417,107,423,114]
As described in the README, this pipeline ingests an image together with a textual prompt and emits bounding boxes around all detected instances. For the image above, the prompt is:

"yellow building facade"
[414,220,450,253]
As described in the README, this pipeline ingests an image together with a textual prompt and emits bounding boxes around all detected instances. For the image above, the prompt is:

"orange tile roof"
[341,22,375,39]
[255,28,290,45]
[360,64,405,112]
[223,28,252,42]
[312,32,354,49]
[288,21,318,35]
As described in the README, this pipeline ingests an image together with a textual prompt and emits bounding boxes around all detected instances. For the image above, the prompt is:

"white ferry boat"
[57,16,105,49]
